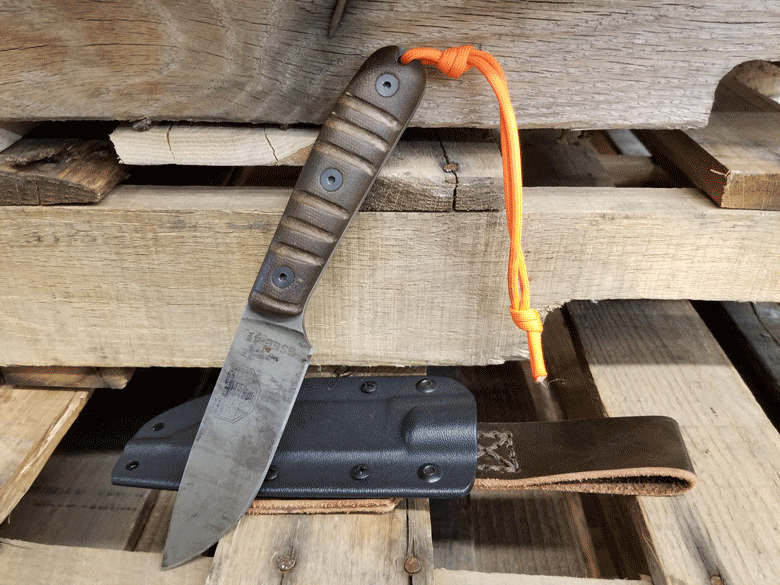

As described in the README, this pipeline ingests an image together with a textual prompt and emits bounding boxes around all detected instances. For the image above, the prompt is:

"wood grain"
[0,539,211,585]
[637,113,780,210]
[0,387,90,523]
[434,570,650,585]
[1,2,779,128]
[0,138,127,205]
[206,498,432,585]
[111,126,318,166]
[1,366,134,389]
[0,451,157,551]
[0,186,778,367]
[567,300,780,585]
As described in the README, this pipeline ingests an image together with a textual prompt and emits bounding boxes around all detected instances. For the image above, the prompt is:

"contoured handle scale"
[249,47,426,316]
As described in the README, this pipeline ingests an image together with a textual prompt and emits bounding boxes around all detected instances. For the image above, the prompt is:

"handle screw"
[360,381,377,393]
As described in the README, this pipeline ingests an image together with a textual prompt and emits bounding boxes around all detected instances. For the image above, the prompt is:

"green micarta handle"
[249,46,426,316]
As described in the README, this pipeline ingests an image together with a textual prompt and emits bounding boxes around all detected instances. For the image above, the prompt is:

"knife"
[116,375,697,502]
[161,46,426,569]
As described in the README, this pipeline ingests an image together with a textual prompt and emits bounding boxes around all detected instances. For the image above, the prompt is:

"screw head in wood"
[404,555,423,574]
[276,553,296,572]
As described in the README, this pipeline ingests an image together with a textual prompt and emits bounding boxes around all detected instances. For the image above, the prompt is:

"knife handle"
[249,46,426,316]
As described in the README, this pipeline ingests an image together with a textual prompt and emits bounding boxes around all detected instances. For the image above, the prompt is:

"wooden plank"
[567,299,780,585]
[0,185,778,367]
[434,569,649,585]
[637,113,780,210]
[440,138,503,211]
[0,539,211,585]
[1,2,779,128]
[0,122,33,152]
[699,302,780,423]
[1,366,134,389]
[729,61,780,103]
[712,71,780,113]
[0,451,157,550]
[0,387,90,523]
[0,138,127,205]
[111,126,317,166]
[206,498,432,585]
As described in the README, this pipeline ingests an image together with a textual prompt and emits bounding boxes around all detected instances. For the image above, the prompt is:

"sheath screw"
[416,378,437,393]
[351,464,370,480]
[404,555,423,574]
[265,465,279,482]
[418,463,442,483]
[276,553,296,572]
[360,381,377,393]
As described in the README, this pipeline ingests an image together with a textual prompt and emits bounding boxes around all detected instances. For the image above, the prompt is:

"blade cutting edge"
[162,306,312,569]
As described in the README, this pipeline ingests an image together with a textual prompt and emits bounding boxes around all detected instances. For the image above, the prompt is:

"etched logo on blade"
[213,363,260,423]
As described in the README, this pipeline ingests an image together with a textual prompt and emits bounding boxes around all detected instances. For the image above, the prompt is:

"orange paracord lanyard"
[400,46,547,382]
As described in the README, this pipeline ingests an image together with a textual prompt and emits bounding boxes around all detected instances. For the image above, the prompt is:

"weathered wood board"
[206,499,432,585]
[1,2,779,128]
[1,366,134,389]
[0,451,158,550]
[434,570,650,585]
[0,138,127,205]
[0,539,211,585]
[0,387,90,523]
[566,300,780,585]
[111,126,318,167]
[0,186,778,368]
[637,113,780,210]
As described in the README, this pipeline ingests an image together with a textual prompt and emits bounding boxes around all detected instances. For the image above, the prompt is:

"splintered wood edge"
[246,498,401,515]
[0,388,91,522]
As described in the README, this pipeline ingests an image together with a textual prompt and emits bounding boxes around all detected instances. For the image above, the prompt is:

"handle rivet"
[418,463,442,483]
[272,266,294,288]
[416,378,437,393]
[320,167,343,191]
[376,73,399,97]
[351,464,370,480]
[360,381,377,393]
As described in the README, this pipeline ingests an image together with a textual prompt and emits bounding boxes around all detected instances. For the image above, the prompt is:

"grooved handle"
[249,47,426,316]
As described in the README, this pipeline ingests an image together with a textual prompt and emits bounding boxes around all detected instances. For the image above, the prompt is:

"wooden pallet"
[1,300,779,583]
[2,2,780,129]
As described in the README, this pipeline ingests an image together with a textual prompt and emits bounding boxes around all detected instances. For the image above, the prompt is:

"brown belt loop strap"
[248,415,696,514]
[475,416,697,496]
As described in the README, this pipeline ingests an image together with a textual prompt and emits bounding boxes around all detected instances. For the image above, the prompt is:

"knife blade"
[161,46,426,569]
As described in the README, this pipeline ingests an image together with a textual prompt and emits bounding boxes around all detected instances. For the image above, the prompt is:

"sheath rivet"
[360,381,377,393]
[276,553,296,572]
[351,464,370,480]
[418,463,442,483]
[125,460,140,471]
[264,465,279,482]
[416,378,437,393]
[404,556,423,574]
[151,422,165,431]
